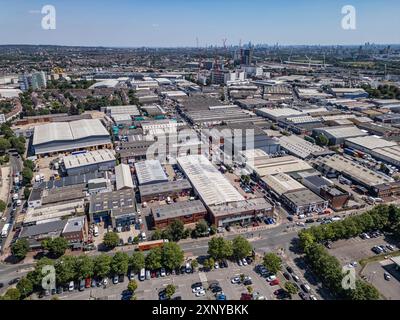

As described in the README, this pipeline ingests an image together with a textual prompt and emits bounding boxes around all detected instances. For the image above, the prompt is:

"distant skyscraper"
[241,48,253,65]
[19,71,47,91]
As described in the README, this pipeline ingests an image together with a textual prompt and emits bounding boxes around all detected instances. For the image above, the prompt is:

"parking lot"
[328,233,399,266]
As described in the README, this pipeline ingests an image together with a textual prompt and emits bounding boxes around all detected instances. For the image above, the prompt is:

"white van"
[93,226,99,237]
[139,268,146,281]
[166,197,172,204]
[68,281,75,291]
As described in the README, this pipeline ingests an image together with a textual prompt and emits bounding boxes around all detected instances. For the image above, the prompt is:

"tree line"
[297,204,400,300]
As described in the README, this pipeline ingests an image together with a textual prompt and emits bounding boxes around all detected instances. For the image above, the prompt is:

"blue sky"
[0,0,399,47]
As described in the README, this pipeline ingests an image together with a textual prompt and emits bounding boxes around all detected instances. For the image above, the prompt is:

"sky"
[0,0,399,47]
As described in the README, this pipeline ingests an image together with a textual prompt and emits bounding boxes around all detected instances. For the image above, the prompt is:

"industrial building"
[320,186,350,210]
[314,154,399,197]
[151,200,207,229]
[19,220,67,249]
[62,216,87,246]
[32,119,111,156]
[177,155,244,207]
[279,135,328,159]
[312,126,368,145]
[139,179,192,202]
[244,153,313,177]
[134,160,168,185]
[208,198,273,227]
[62,149,116,176]
[118,135,155,163]
[115,163,134,190]
[89,189,137,227]
[256,108,304,122]
[261,173,307,196]
[281,189,328,215]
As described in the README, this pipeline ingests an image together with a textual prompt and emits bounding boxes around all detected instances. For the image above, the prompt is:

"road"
[0,155,23,255]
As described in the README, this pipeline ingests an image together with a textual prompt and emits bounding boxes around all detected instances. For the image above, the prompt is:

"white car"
[68,281,74,291]
[266,275,277,282]
[102,278,108,286]
[231,276,240,284]
[160,268,166,277]
[238,259,243,266]
[292,275,300,282]
[192,286,203,293]
[309,295,318,300]
[195,289,206,297]
[242,258,248,266]
[214,262,219,269]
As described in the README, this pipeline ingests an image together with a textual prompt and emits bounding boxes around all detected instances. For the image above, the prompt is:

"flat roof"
[314,126,368,139]
[89,189,136,214]
[139,179,192,196]
[257,108,303,119]
[63,216,85,233]
[262,173,306,196]
[209,197,273,217]
[248,155,313,177]
[177,155,244,206]
[152,200,206,221]
[346,136,397,150]
[20,220,67,238]
[283,189,327,206]
[62,149,115,170]
[134,160,168,185]
[315,154,393,186]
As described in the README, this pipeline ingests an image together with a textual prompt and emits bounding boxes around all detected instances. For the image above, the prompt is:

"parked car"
[384,272,391,281]
[113,275,119,284]
[300,283,311,293]
[192,285,203,293]
[292,274,300,282]
[231,276,241,284]
[299,292,307,300]
[270,279,280,286]
[195,289,206,297]
[79,279,85,291]
[242,258,248,266]
[68,281,75,291]
[160,268,166,277]
[266,275,277,282]
[283,272,291,280]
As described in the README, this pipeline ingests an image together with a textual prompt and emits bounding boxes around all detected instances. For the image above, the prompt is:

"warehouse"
[115,163,134,190]
[208,198,273,227]
[301,175,334,195]
[345,136,397,153]
[151,200,207,229]
[279,135,328,159]
[62,149,116,176]
[89,189,136,226]
[139,179,192,202]
[104,105,140,117]
[261,173,307,196]
[281,189,328,215]
[118,135,155,163]
[134,160,168,185]
[177,155,244,207]
[314,154,397,196]
[312,126,368,145]
[256,107,304,122]
[32,119,111,156]
[245,154,313,177]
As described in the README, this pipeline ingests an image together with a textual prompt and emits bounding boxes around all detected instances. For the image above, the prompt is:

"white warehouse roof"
[134,160,168,185]
[177,155,244,206]
[33,119,109,146]
[115,164,134,190]
[62,149,116,170]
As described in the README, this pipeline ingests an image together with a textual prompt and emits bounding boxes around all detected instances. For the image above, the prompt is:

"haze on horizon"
[0,0,399,47]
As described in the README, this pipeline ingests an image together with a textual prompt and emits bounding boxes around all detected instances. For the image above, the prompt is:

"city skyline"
[1,0,400,47]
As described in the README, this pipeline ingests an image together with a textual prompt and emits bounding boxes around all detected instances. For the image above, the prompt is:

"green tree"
[263,253,282,274]
[129,252,145,273]
[193,219,209,238]
[0,200,6,213]
[191,259,199,270]
[11,239,30,261]
[152,228,163,240]
[55,256,77,285]
[110,252,129,275]
[162,242,184,270]
[103,232,120,249]
[232,236,252,259]
[21,167,33,185]
[24,188,31,200]
[2,288,21,300]
[284,282,299,296]
[165,284,176,299]
[145,247,162,270]
[208,237,233,260]
[74,255,94,280]
[347,280,380,300]
[27,257,55,290]
[316,134,329,146]
[42,237,69,258]
[0,137,11,154]
[23,159,35,171]
[16,277,33,298]
[166,219,185,242]
[93,254,112,279]
[127,280,138,293]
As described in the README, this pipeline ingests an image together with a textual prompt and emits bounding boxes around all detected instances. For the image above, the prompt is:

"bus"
[138,239,169,251]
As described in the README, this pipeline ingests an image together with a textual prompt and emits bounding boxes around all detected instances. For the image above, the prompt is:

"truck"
[138,239,169,252]
[1,223,10,238]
